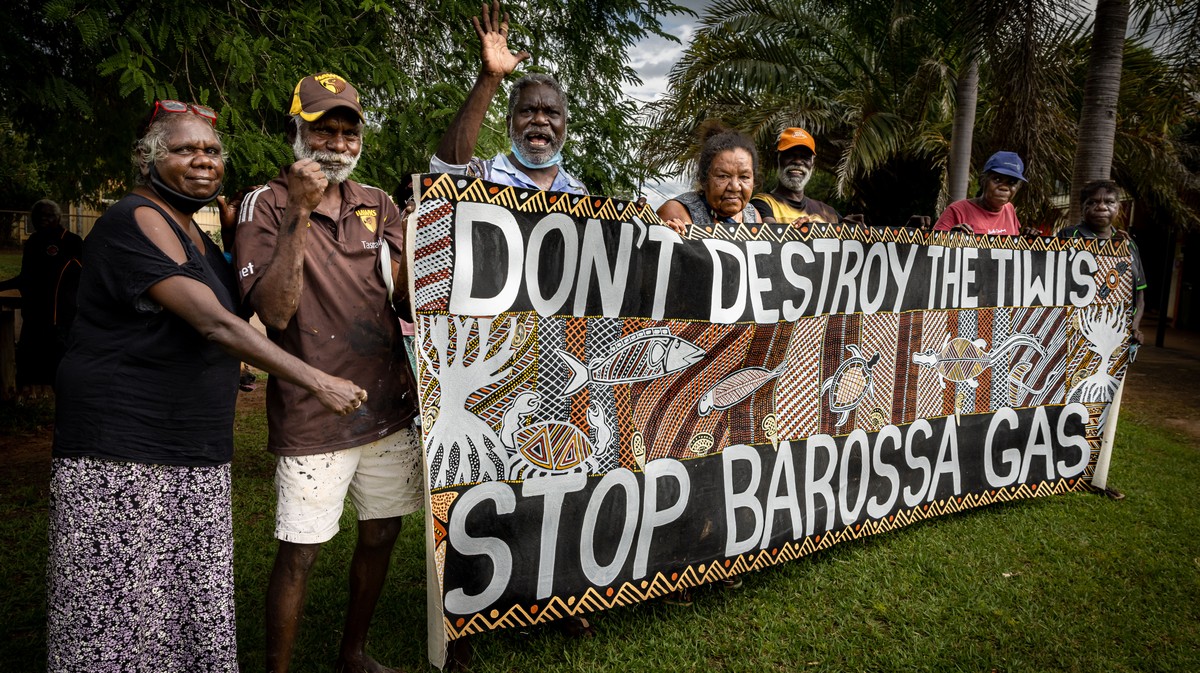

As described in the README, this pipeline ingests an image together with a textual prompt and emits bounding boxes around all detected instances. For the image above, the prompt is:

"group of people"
[650,112,1144,347]
[657,124,843,234]
[33,1,1144,671]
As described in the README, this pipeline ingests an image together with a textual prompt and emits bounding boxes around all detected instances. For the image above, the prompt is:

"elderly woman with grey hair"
[47,101,369,671]
[657,123,761,235]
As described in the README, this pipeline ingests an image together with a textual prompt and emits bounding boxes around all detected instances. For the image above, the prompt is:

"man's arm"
[148,275,367,415]
[433,0,529,165]
[241,160,327,331]
[379,193,414,320]
[1131,242,1148,344]
[1132,288,1145,344]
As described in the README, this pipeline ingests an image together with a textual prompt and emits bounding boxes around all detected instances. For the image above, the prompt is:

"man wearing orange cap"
[751,127,842,226]
[235,73,420,673]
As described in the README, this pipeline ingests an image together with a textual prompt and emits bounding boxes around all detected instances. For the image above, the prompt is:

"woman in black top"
[48,102,368,671]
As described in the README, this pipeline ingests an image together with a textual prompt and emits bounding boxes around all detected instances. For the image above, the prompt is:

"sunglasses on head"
[151,99,218,126]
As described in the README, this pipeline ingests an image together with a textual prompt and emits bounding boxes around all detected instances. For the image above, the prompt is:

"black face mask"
[148,163,222,215]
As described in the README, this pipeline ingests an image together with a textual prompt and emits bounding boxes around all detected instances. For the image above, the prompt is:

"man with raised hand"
[432,0,587,195]
[429,2,599,656]
[235,72,420,673]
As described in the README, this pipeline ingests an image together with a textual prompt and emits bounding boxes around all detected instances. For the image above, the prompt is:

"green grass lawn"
[0,249,21,280]
[2,398,1198,672]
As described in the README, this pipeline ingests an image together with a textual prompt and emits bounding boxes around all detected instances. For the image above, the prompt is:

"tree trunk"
[945,58,979,207]
[1067,0,1129,226]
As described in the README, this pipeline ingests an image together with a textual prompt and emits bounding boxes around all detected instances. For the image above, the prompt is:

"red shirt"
[934,199,1021,235]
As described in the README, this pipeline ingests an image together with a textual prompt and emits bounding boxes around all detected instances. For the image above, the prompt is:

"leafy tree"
[0,118,51,244]
[0,0,686,205]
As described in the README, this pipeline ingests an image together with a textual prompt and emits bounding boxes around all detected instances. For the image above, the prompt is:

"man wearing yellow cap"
[234,73,420,673]
[751,127,841,226]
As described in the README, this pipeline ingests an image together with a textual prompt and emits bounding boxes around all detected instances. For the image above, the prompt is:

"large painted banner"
[408,174,1136,666]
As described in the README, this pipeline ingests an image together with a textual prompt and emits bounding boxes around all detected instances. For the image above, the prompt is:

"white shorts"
[274,426,423,544]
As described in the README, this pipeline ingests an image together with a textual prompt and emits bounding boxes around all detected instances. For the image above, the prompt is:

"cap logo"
[316,73,346,95]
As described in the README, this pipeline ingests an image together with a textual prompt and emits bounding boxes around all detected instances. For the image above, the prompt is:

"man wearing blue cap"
[934,150,1027,235]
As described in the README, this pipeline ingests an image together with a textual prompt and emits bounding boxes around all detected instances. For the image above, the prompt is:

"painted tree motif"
[1068,306,1128,423]
[420,315,528,489]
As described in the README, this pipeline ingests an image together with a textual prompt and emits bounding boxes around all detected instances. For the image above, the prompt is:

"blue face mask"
[510,142,563,170]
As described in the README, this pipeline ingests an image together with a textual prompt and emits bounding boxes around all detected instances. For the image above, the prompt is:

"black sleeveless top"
[54,194,241,466]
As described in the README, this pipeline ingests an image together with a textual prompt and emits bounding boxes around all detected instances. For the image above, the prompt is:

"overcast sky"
[624,2,708,202]
[626,2,707,103]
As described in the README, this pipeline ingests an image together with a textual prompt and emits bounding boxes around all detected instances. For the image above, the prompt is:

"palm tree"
[640,0,1081,225]
[1067,0,1130,224]
[945,58,979,205]
[643,0,1198,230]
[1066,0,1200,226]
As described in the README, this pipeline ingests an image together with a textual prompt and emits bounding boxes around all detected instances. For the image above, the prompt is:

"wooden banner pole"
[1092,379,1125,490]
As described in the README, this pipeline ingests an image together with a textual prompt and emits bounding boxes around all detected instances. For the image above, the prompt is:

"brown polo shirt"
[235,167,416,456]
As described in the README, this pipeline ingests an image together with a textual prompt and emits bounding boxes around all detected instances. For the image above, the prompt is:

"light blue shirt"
[430,152,588,196]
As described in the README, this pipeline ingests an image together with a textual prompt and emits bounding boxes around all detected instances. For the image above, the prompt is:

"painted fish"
[697,362,786,416]
[556,327,705,396]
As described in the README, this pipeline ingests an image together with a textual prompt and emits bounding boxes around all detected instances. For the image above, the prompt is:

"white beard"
[292,135,360,184]
[509,121,564,166]
[778,165,812,193]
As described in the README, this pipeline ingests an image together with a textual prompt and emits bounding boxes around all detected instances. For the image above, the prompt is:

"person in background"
[48,101,365,671]
[657,123,760,234]
[0,198,82,399]
[751,127,841,225]
[934,150,1026,235]
[235,72,421,673]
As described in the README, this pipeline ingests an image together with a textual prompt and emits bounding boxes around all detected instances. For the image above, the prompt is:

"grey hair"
[132,113,226,185]
[506,74,568,120]
[31,198,62,221]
